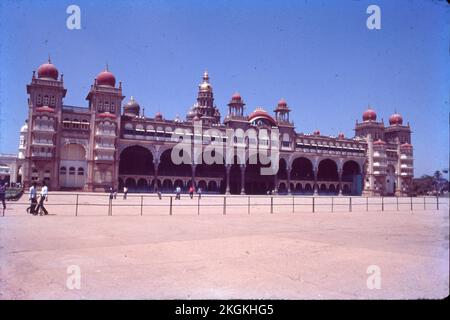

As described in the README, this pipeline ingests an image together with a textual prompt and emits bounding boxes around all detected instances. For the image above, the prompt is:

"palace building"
[14,59,414,196]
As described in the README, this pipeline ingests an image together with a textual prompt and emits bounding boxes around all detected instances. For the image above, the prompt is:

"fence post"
[396,196,399,211]
[423,197,426,210]
[140,196,143,216]
[197,196,200,215]
[381,196,384,212]
[75,194,79,216]
[292,196,294,213]
[410,196,413,211]
[248,196,250,215]
[331,196,334,213]
[436,195,439,210]
[169,196,173,215]
[366,197,369,212]
[349,197,352,212]
[223,196,226,215]
[270,196,273,214]
[109,198,112,216]
[312,197,315,213]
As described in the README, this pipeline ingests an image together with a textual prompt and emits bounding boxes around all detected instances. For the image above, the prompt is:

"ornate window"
[43,95,49,105]
[60,167,67,175]
[69,167,75,175]
[37,95,42,105]
[77,167,84,176]
[50,96,56,106]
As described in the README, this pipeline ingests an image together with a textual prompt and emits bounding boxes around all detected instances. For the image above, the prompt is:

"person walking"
[36,181,49,215]
[189,186,194,199]
[175,186,181,200]
[155,185,162,200]
[27,182,38,215]
[197,187,202,200]
[123,186,128,200]
[0,182,6,214]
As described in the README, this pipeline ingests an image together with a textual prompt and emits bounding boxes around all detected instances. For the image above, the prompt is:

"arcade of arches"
[118,146,363,195]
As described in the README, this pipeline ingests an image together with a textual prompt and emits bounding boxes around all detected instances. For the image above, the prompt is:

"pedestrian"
[155,185,162,200]
[197,187,202,199]
[175,186,181,200]
[27,182,38,215]
[189,186,194,199]
[113,188,117,199]
[36,181,49,215]
[0,182,6,214]
[123,186,128,200]
[109,187,114,200]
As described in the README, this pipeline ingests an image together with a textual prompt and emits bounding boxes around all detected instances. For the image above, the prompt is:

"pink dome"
[248,109,277,126]
[37,61,59,80]
[232,92,241,100]
[363,108,377,121]
[389,113,403,125]
[277,98,287,107]
[96,70,116,87]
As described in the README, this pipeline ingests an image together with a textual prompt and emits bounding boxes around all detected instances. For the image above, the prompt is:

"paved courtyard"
[0,193,448,299]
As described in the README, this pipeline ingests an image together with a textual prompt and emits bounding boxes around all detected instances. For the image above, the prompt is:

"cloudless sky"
[0,0,448,177]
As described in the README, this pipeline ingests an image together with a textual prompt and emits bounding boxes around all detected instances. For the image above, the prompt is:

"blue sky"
[0,0,448,177]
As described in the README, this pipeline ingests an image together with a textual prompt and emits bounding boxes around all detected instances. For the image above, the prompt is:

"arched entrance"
[119,146,154,192]
[244,154,275,194]
[60,143,87,189]
[385,164,396,195]
[342,160,362,195]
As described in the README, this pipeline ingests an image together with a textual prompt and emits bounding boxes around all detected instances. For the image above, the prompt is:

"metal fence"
[1,193,448,217]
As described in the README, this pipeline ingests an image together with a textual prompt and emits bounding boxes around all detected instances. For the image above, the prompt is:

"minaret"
[274,98,291,124]
[23,58,67,189]
[85,66,125,191]
[194,71,220,126]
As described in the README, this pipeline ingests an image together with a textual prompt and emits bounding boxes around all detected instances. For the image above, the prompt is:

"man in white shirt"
[36,181,49,215]
[27,182,38,215]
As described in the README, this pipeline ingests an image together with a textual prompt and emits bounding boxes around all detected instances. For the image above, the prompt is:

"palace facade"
[15,59,414,196]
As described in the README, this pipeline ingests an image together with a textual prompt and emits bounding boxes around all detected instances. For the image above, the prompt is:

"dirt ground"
[0,194,448,299]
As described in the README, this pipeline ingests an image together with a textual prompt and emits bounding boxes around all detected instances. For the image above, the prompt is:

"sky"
[0,0,448,178]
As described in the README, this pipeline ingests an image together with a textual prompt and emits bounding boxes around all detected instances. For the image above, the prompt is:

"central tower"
[193,71,221,126]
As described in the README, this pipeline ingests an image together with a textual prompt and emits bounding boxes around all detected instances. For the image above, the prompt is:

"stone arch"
[343,160,363,195]
[119,145,154,176]
[317,158,339,181]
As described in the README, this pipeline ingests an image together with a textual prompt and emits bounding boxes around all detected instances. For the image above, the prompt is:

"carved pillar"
[338,169,343,196]
[313,168,318,195]
[153,160,159,192]
[287,165,291,194]
[192,164,196,190]
[240,164,245,195]
[225,165,231,195]
[273,170,278,194]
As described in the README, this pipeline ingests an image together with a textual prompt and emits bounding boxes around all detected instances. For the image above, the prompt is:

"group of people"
[26,181,49,215]
[108,185,202,200]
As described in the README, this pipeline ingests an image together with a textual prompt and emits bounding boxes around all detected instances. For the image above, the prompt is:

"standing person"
[189,186,194,199]
[123,186,128,200]
[175,186,181,200]
[0,182,6,214]
[197,187,202,200]
[36,181,49,215]
[27,182,38,215]
[113,188,117,199]
[109,187,114,200]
